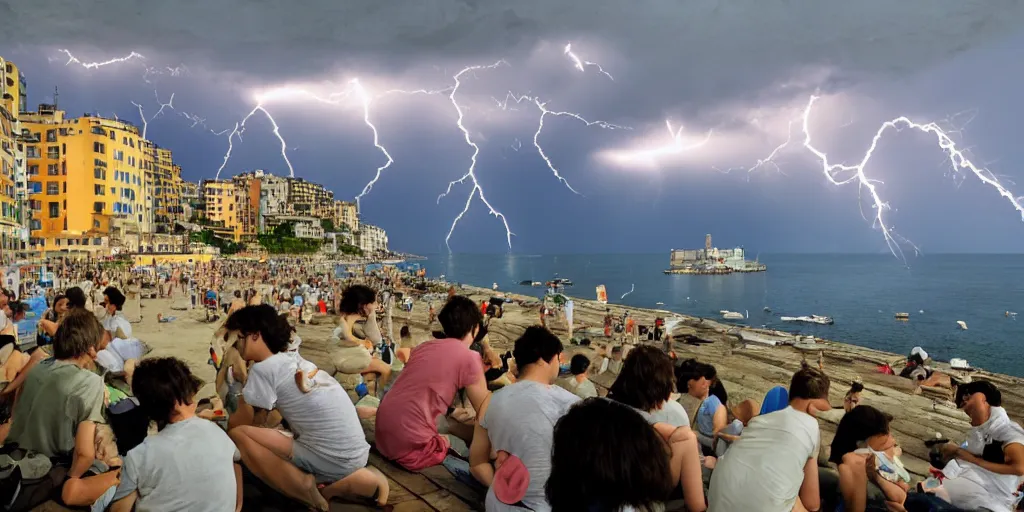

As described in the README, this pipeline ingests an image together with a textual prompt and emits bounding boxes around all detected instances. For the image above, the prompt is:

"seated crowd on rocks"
[0,280,1021,512]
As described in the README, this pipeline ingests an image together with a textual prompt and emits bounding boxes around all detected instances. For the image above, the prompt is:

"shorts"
[331,346,372,375]
[291,442,367,484]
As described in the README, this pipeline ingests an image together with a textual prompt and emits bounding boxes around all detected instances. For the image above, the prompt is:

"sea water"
[420,253,1024,377]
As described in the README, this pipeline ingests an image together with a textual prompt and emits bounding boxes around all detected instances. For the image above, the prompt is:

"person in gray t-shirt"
[109,358,241,512]
[470,326,579,512]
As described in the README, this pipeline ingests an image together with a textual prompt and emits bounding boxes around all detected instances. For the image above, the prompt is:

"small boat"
[956,320,967,330]
[895,312,910,320]
[763,307,772,313]
[722,311,745,320]
[546,278,574,287]
[780,315,834,325]
[655,302,665,306]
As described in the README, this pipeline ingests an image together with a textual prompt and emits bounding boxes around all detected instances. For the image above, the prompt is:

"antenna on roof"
[53,86,59,109]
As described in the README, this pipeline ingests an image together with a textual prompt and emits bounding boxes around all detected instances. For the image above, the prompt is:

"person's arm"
[711,402,735,444]
[948,442,1024,476]
[798,457,821,512]
[39,318,59,336]
[465,376,490,414]
[468,395,494,486]
[70,420,97,478]
[110,492,139,512]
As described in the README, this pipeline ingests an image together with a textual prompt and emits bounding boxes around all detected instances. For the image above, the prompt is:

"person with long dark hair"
[609,346,705,511]
[546,398,677,512]
[828,405,910,512]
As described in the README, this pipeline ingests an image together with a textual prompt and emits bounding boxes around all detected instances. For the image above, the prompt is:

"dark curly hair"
[512,326,563,369]
[133,357,203,431]
[609,346,676,412]
[223,304,293,354]
[439,295,482,340]
[338,285,377,315]
[546,398,673,512]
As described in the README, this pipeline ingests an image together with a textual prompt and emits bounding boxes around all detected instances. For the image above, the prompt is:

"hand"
[864,452,879,480]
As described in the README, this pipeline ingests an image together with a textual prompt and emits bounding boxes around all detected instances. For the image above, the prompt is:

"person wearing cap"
[101,287,132,340]
[936,381,1024,511]
[469,326,578,511]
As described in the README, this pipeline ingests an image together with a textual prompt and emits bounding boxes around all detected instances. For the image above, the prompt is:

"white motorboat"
[721,310,745,320]
[780,315,834,325]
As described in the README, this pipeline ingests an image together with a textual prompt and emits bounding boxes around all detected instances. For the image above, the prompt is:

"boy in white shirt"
[708,363,831,512]
[224,304,387,511]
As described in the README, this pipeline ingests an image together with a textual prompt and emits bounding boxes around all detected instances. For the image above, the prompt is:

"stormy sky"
[2,0,1024,255]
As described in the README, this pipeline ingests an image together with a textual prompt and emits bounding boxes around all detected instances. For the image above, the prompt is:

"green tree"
[321,218,335,232]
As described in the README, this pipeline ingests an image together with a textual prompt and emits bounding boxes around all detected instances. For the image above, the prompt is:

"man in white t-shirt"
[470,326,579,512]
[224,305,388,511]
[937,381,1024,512]
[708,364,831,512]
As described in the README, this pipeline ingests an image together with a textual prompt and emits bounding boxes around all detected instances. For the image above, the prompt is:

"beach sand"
[31,282,1024,510]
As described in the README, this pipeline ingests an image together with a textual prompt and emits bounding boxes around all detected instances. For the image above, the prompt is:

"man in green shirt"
[3,308,120,509]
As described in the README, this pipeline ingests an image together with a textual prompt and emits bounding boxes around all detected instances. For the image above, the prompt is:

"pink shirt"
[375,338,483,471]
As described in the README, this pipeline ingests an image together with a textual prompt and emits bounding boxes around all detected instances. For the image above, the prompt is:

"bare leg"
[838,454,868,512]
[356,407,377,420]
[319,467,390,506]
[229,425,329,511]
[362,359,391,394]
[446,415,475,445]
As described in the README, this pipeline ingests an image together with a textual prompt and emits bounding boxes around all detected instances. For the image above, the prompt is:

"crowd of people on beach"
[0,258,1021,512]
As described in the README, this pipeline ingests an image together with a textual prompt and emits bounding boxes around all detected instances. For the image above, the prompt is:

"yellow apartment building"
[149,145,183,233]
[0,56,27,261]
[21,105,152,256]
[202,179,242,240]
[333,199,359,232]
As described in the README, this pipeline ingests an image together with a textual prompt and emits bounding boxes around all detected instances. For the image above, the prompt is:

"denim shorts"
[291,442,367,484]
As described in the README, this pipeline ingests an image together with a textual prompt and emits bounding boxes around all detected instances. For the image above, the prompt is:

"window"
[93,202,104,213]
[30,219,40,230]
[94,168,106,180]
[28,200,40,210]
[93,142,105,154]
[45,130,56,142]
[46,146,59,159]
[46,182,59,195]
[113,149,124,161]
[26,146,40,158]
[62,182,66,193]
[122,137,128,145]
[47,164,59,176]
[94,238,102,246]
[48,202,59,218]
[27,165,38,176]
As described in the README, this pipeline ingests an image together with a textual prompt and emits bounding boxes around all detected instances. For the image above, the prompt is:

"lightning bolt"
[351,79,393,209]
[801,95,1024,263]
[620,284,635,300]
[563,43,614,81]
[58,49,145,69]
[497,92,629,195]
[714,120,796,176]
[437,61,514,250]
[214,104,296,179]
[353,84,454,207]
[604,120,713,166]
[130,92,174,140]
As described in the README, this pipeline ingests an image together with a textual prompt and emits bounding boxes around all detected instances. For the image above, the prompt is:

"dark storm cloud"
[4,0,1024,114]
